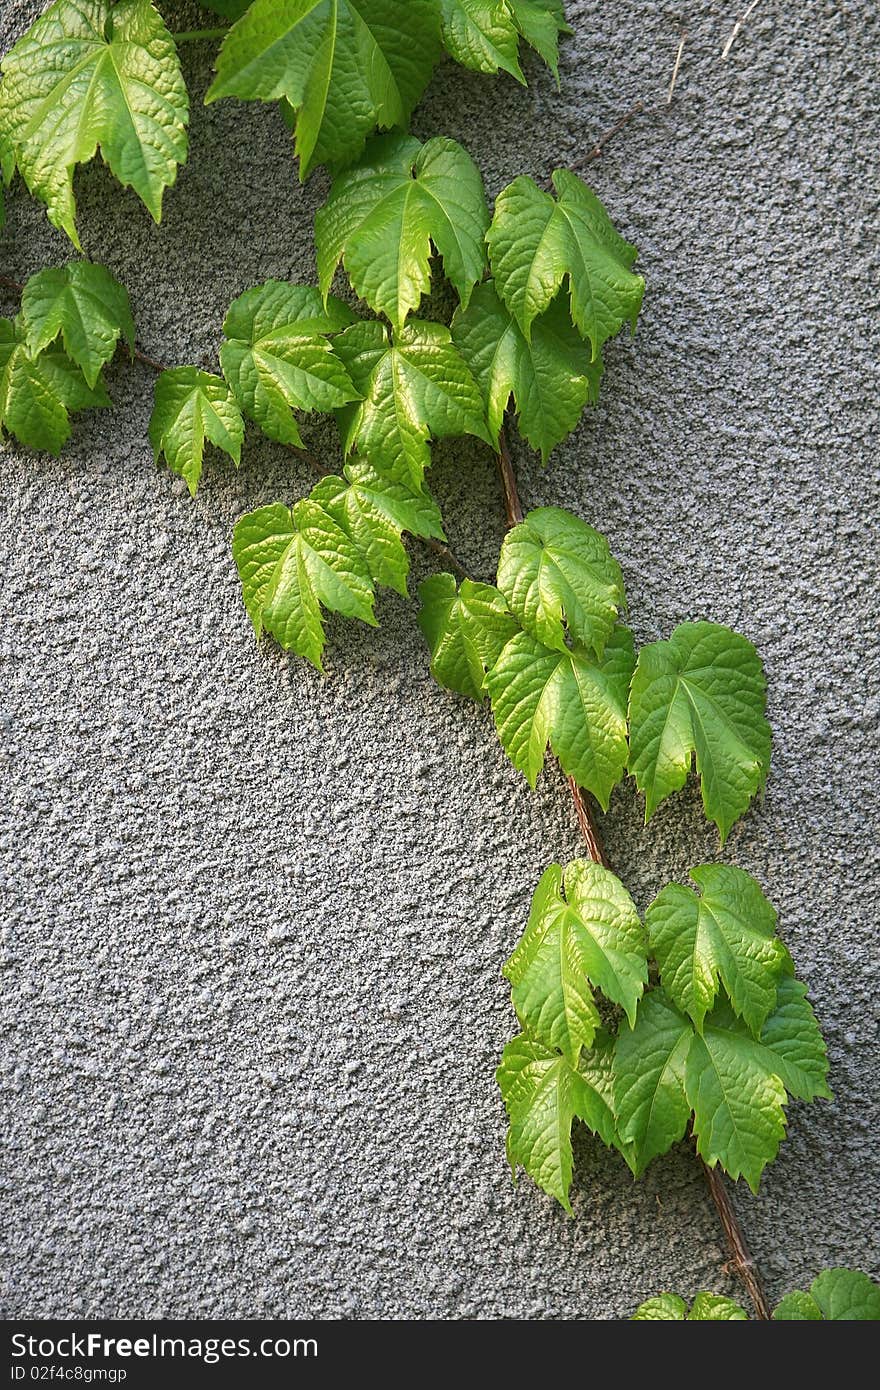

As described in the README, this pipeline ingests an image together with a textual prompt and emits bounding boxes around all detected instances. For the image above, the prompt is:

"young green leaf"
[485,624,634,808]
[631,1293,689,1320]
[440,0,526,81]
[503,861,647,1062]
[771,1290,823,1320]
[418,575,518,701]
[487,169,644,353]
[632,1292,748,1320]
[440,0,569,82]
[647,865,791,1036]
[0,318,109,454]
[452,281,603,460]
[220,282,359,449]
[310,461,445,597]
[206,0,441,178]
[20,262,135,389]
[497,506,624,657]
[507,1,571,76]
[149,367,244,496]
[628,621,771,842]
[0,0,189,249]
[334,319,492,488]
[232,497,376,669]
[773,1269,880,1321]
[496,1033,617,1211]
[316,133,490,332]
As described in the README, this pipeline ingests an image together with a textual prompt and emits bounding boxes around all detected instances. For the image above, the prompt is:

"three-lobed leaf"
[503,860,647,1062]
[334,319,492,488]
[496,1032,617,1211]
[149,367,244,496]
[614,978,831,1191]
[311,460,445,597]
[0,317,109,454]
[316,133,489,332]
[220,281,359,449]
[485,624,634,809]
[487,169,644,355]
[0,0,189,248]
[418,575,518,701]
[439,0,570,82]
[647,865,791,1036]
[773,1269,880,1321]
[497,505,624,657]
[453,280,603,460]
[20,262,135,389]
[232,496,376,669]
[628,621,771,842]
[206,0,441,178]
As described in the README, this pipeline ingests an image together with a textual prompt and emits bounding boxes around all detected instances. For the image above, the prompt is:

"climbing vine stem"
[494,421,771,1321]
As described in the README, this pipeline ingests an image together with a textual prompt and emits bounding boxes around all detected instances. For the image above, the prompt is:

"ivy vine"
[1,0,876,1321]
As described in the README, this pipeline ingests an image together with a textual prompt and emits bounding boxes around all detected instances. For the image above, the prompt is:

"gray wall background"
[1,0,878,1319]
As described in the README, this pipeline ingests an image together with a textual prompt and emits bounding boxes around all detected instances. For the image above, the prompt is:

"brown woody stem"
[494,420,770,1320]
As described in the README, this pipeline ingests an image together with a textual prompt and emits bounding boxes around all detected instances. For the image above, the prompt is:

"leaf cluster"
[632,1268,880,1321]
[496,857,829,1208]
[0,0,571,241]
[420,507,772,837]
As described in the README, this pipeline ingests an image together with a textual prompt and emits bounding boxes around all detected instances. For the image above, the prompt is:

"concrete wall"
[2,1,878,1318]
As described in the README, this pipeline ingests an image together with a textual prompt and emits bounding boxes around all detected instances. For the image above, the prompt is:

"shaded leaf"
[453,280,603,460]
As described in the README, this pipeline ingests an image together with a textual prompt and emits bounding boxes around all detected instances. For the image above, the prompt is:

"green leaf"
[440,2,569,81]
[452,281,603,461]
[206,0,441,178]
[507,1,571,78]
[687,978,830,1193]
[628,621,771,842]
[688,1292,749,1320]
[485,624,634,808]
[439,0,525,81]
[503,861,647,1062]
[0,317,109,454]
[773,1270,880,1321]
[631,1293,688,1321]
[496,1033,616,1211]
[647,865,790,1036]
[615,978,829,1188]
[497,505,624,657]
[149,367,244,496]
[20,262,135,389]
[232,497,377,668]
[613,989,693,1176]
[772,1290,824,1320]
[220,281,359,448]
[316,133,489,332]
[631,1292,747,1321]
[310,460,444,596]
[418,575,518,701]
[0,0,189,249]
[334,319,492,488]
[487,169,644,353]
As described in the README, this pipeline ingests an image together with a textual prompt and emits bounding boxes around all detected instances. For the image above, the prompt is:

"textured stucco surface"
[1,0,878,1320]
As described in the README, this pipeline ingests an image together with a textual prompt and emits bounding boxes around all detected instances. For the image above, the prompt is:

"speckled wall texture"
[1,1,878,1319]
